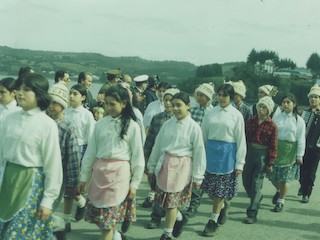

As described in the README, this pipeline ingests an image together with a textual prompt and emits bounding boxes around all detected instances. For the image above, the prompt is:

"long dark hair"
[172,92,190,105]
[281,93,298,116]
[15,73,50,110]
[105,84,137,139]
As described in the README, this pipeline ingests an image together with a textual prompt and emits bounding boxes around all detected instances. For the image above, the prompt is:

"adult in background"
[268,94,305,212]
[201,84,246,237]
[186,83,214,218]
[123,74,133,86]
[18,66,35,78]
[299,84,320,203]
[99,69,122,94]
[144,75,159,107]
[54,70,71,87]
[78,71,97,111]
[232,80,252,122]
[243,96,278,224]
[132,75,148,114]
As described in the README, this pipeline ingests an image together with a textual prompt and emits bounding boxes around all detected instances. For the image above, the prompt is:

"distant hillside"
[0,46,197,84]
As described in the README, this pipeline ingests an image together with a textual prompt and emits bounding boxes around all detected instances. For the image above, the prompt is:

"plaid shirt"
[190,104,213,126]
[144,111,172,159]
[245,115,278,165]
[236,101,252,123]
[56,117,80,188]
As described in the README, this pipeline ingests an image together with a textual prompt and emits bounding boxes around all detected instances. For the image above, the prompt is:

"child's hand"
[37,206,51,220]
[192,182,201,190]
[127,187,136,200]
[234,169,242,176]
[78,181,86,194]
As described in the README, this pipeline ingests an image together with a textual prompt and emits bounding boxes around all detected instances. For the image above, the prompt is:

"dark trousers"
[300,147,320,196]
[242,147,267,217]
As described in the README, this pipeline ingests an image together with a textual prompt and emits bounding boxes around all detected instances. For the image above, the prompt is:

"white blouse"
[80,116,145,189]
[0,100,21,125]
[147,114,206,184]
[143,100,164,128]
[201,104,247,171]
[0,108,62,209]
[64,105,95,145]
[273,112,306,160]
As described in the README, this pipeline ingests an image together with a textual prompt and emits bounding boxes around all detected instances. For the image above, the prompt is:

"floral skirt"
[202,171,238,198]
[267,163,299,183]
[85,198,136,231]
[0,167,53,240]
[155,181,192,209]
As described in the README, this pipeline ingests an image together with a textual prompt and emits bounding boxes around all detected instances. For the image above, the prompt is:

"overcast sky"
[0,0,319,67]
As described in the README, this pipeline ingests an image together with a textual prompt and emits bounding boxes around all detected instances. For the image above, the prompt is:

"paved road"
[55,174,320,240]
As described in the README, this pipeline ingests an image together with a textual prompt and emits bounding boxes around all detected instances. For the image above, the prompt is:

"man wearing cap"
[132,75,149,114]
[186,83,214,218]
[232,80,252,122]
[299,84,320,203]
[99,69,122,94]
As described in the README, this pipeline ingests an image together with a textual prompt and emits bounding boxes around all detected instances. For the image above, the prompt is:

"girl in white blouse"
[0,73,62,239]
[268,94,306,212]
[64,83,95,220]
[78,84,144,240]
[0,77,21,124]
[147,92,206,240]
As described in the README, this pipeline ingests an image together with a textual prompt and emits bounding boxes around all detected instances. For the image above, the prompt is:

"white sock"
[210,213,219,223]
[176,210,183,221]
[164,228,173,237]
[278,198,285,204]
[148,191,155,200]
[76,195,86,208]
[63,213,72,224]
[112,229,122,240]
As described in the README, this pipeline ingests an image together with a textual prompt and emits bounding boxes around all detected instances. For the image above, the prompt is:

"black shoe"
[64,223,71,233]
[121,220,132,233]
[146,219,161,229]
[243,215,257,224]
[172,213,188,238]
[185,207,198,218]
[273,202,284,212]
[272,192,280,205]
[141,197,154,208]
[202,220,219,237]
[298,187,302,196]
[75,206,86,221]
[160,233,172,240]
[301,195,309,203]
[218,200,230,225]
[54,231,66,240]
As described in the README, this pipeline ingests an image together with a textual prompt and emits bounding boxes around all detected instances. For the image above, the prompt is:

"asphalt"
[55,174,320,240]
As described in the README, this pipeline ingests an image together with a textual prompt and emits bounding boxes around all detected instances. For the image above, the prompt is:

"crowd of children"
[0,67,320,240]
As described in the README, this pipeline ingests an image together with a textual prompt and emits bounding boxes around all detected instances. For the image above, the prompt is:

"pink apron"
[88,159,131,208]
[157,153,192,192]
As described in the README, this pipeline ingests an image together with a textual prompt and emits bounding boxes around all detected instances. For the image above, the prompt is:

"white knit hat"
[48,82,69,109]
[259,85,274,96]
[195,83,215,100]
[257,96,274,115]
[164,88,180,97]
[233,80,246,98]
[308,84,320,97]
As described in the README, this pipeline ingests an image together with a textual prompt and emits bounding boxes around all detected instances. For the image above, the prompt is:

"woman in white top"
[147,92,206,240]
[0,73,62,239]
[267,94,306,212]
[201,84,246,237]
[0,77,21,124]
[78,84,144,240]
